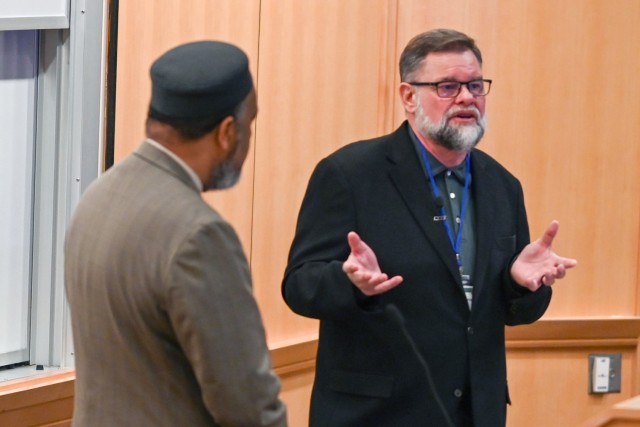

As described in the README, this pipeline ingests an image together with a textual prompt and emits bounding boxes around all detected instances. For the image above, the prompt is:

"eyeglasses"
[407,79,492,98]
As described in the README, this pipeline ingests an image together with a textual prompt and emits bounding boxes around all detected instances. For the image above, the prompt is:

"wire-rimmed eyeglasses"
[407,79,492,98]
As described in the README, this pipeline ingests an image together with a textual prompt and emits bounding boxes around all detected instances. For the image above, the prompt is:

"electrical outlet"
[588,353,621,394]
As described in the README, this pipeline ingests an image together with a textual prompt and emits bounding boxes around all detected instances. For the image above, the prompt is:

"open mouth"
[452,111,477,120]
[447,109,480,124]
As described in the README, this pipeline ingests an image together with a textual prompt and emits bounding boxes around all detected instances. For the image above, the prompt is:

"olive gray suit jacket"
[65,141,286,426]
[282,122,551,427]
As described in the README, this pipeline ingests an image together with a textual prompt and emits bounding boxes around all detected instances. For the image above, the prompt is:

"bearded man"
[282,28,576,427]
[65,41,287,427]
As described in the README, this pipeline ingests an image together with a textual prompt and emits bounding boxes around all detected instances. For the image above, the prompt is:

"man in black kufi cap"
[65,40,287,427]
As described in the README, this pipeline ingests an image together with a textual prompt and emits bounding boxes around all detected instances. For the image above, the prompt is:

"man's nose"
[455,84,476,103]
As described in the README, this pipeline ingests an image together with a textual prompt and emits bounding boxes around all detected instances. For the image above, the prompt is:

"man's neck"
[145,138,203,191]
[146,120,220,186]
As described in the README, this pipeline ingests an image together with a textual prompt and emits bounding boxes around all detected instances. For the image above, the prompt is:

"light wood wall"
[2,1,639,427]
[108,1,640,426]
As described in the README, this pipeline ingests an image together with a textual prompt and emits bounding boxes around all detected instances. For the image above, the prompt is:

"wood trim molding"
[270,335,318,376]
[0,369,74,396]
[2,318,638,426]
[581,395,640,427]
[2,318,637,393]
[0,369,74,427]
[506,317,640,349]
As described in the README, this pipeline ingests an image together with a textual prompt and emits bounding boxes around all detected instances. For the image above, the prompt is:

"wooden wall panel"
[112,0,640,340]
[250,0,398,344]
[396,0,640,317]
[113,0,261,256]
[505,318,640,426]
[279,368,315,427]
[484,0,640,317]
[99,1,640,426]
[507,346,636,427]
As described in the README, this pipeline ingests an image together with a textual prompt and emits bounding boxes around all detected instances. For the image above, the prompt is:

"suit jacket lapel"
[385,124,462,284]
[469,151,497,302]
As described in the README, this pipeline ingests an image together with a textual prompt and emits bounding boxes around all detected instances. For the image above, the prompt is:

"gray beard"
[416,103,487,152]
[205,158,241,191]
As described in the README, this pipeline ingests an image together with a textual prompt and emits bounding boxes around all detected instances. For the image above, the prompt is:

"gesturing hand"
[342,231,403,296]
[510,220,577,292]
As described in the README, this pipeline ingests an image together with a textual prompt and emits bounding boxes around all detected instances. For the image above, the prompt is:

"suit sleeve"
[166,221,287,427]
[502,179,552,325]
[282,156,370,321]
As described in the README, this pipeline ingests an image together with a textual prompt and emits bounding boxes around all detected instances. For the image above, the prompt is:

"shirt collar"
[446,160,467,183]
[145,138,203,191]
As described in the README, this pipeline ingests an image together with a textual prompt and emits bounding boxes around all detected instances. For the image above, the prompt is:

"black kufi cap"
[150,40,253,121]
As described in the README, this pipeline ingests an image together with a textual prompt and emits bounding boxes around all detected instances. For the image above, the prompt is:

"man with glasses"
[282,28,576,426]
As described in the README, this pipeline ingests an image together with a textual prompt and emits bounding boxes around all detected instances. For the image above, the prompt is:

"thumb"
[347,231,363,252]
[539,220,559,248]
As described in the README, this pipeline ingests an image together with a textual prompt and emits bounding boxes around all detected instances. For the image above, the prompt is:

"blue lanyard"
[418,145,471,269]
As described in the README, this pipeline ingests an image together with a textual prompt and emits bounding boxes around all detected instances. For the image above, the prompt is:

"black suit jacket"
[282,122,551,427]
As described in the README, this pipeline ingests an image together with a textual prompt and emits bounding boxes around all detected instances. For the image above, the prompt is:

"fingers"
[526,273,554,291]
[344,231,403,295]
[345,270,382,284]
[359,275,404,296]
[536,261,574,288]
[557,256,578,269]
[342,262,358,274]
[539,222,578,270]
[541,274,555,287]
[523,278,541,292]
[519,261,563,291]
[371,275,404,295]
[343,262,403,296]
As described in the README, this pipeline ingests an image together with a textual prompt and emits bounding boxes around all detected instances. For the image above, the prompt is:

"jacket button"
[467,326,474,335]
[454,389,463,398]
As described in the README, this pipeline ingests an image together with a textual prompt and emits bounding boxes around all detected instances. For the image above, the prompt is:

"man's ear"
[399,83,417,114]
[215,116,236,153]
